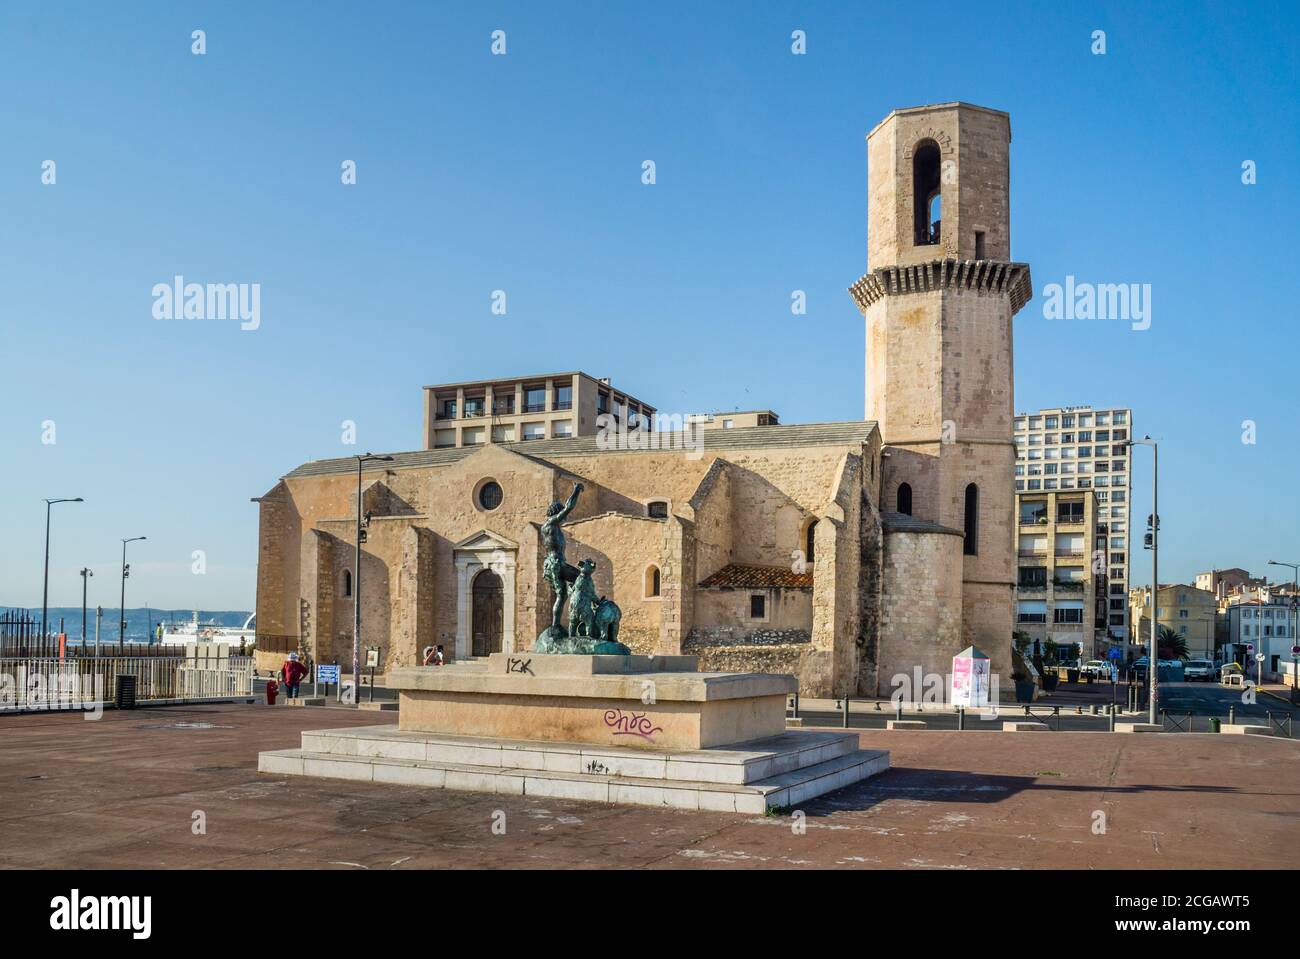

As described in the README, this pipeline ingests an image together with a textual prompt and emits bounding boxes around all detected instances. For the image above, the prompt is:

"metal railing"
[0,656,253,711]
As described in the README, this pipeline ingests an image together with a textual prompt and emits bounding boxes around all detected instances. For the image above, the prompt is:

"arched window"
[913,140,942,246]
[897,482,913,516]
[644,565,661,598]
[804,519,818,566]
[964,483,979,555]
[342,569,353,598]
[646,500,669,518]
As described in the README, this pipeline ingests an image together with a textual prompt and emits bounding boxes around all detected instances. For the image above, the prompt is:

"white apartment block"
[1014,406,1133,643]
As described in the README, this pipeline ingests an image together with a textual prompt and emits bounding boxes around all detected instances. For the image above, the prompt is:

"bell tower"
[851,102,1032,689]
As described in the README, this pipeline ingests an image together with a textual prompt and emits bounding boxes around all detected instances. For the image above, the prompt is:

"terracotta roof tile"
[698,563,812,589]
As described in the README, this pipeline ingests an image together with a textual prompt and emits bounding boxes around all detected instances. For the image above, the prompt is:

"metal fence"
[0,609,183,659]
[0,656,254,711]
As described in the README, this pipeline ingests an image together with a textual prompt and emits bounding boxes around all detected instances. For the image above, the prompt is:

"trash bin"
[1208,717,1221,733]
[114,675,137,710]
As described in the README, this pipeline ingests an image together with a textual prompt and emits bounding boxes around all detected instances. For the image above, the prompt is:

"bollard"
[957,706,964,731]
[792,691,800,719]
[895,699,903,722]
[842,695,850,729]
[1053,706,1060,731]
[1229,705,1235,726]
[1109,706,1115,732]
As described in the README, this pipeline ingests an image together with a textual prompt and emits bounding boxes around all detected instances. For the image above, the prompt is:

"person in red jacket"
[282,652,308,701]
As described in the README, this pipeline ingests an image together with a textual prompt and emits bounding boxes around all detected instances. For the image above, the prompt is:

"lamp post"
[119,536,146,643]
[353,454,393,702]
[1124,436,1158,725]
[80,567,93,646]
[41,497,84,638]
[1268,560,1299,695]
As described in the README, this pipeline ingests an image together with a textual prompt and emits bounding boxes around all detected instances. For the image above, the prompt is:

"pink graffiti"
[603,708,663,741]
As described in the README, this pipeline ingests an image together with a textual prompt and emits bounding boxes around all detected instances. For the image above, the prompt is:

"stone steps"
[260,726,888,813]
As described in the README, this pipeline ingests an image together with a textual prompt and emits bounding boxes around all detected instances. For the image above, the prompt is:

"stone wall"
[876,528,964,697]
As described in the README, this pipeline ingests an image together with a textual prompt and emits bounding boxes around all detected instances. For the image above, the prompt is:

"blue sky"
[2,0,1297,609]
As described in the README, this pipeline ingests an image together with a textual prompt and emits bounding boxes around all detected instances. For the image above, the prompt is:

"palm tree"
[1157,625,1189,661]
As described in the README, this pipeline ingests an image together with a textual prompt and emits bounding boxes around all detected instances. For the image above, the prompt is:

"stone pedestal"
[258,653,889,813]
[391,653,789,751]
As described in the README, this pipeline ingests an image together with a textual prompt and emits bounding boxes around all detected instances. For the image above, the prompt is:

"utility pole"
[119,536,146,643]
[1267,561,1298,695]
[1125,437,1159,725]
[353,454,393,702]
[41,497,84,638]
[80,567,93,646]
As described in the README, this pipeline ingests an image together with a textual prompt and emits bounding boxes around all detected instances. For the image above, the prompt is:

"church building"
[254,102,1032,697]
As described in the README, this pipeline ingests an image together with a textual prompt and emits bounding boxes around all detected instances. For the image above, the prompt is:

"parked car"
[1183,659,1215,681]
[1080,660,1110,679]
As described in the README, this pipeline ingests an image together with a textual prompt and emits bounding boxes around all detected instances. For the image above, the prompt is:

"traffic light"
[122,563,131,579]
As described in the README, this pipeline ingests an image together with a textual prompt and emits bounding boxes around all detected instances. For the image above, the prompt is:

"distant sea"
[0,607,252,643]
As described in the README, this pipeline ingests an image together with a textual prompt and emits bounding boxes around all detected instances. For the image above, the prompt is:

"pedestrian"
[265,674,279,705]
[422,645,435,666]
[282,651,308,701]
[434,644,445,666]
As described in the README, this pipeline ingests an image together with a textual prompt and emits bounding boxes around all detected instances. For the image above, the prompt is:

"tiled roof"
[698,563,813,589]
[283,421,879,479]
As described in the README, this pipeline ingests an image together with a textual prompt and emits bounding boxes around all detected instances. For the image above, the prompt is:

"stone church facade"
[254,102,1031,697]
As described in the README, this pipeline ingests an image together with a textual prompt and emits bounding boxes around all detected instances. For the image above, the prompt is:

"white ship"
[159,612,256,647]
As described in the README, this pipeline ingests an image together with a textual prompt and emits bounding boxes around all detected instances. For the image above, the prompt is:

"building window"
[1057,501,1084,524]
[523,387,547,413]
[974,230,986,260]
[750,594,766,619]
[1019,567,1047,588]
[963,484,978,555]
[476,480,504,510]
[912,140,942,245]
[342,569,352,598]
[646,500,669,519]
[645,565,661,598]
[554,385,573,410]
[805,519,818,565]
[897,483,913,516]
[1054,607,1084,625]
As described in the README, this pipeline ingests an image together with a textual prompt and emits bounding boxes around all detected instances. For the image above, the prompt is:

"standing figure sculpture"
[534,481,630,656]
[541,482,583,631]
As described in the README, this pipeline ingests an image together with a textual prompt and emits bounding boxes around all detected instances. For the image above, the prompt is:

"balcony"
[1053,580,1086,593]
[523,403,547,414]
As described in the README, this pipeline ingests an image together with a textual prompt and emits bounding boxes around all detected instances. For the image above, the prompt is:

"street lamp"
[352,453,393,702]
[41,497,84,637]
[1268,560,1299,696]
[119,536,146,644]
[80,567,93,646]
[1123,436,1158,725]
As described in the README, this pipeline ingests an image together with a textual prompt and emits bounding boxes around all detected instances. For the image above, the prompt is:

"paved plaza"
[2,703,1297,869]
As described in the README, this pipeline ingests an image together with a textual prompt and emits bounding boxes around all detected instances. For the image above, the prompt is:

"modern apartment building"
[687,410,781,430]
[1013,489,1110,661]
[422,372,657,449]
[1014,406,1132,643]
[1129,584,1217,660]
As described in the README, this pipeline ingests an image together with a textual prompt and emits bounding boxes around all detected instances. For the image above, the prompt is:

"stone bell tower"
[850,102,1032,693]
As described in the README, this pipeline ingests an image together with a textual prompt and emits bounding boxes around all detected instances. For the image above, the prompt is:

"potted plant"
[1011,645,1037,703]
